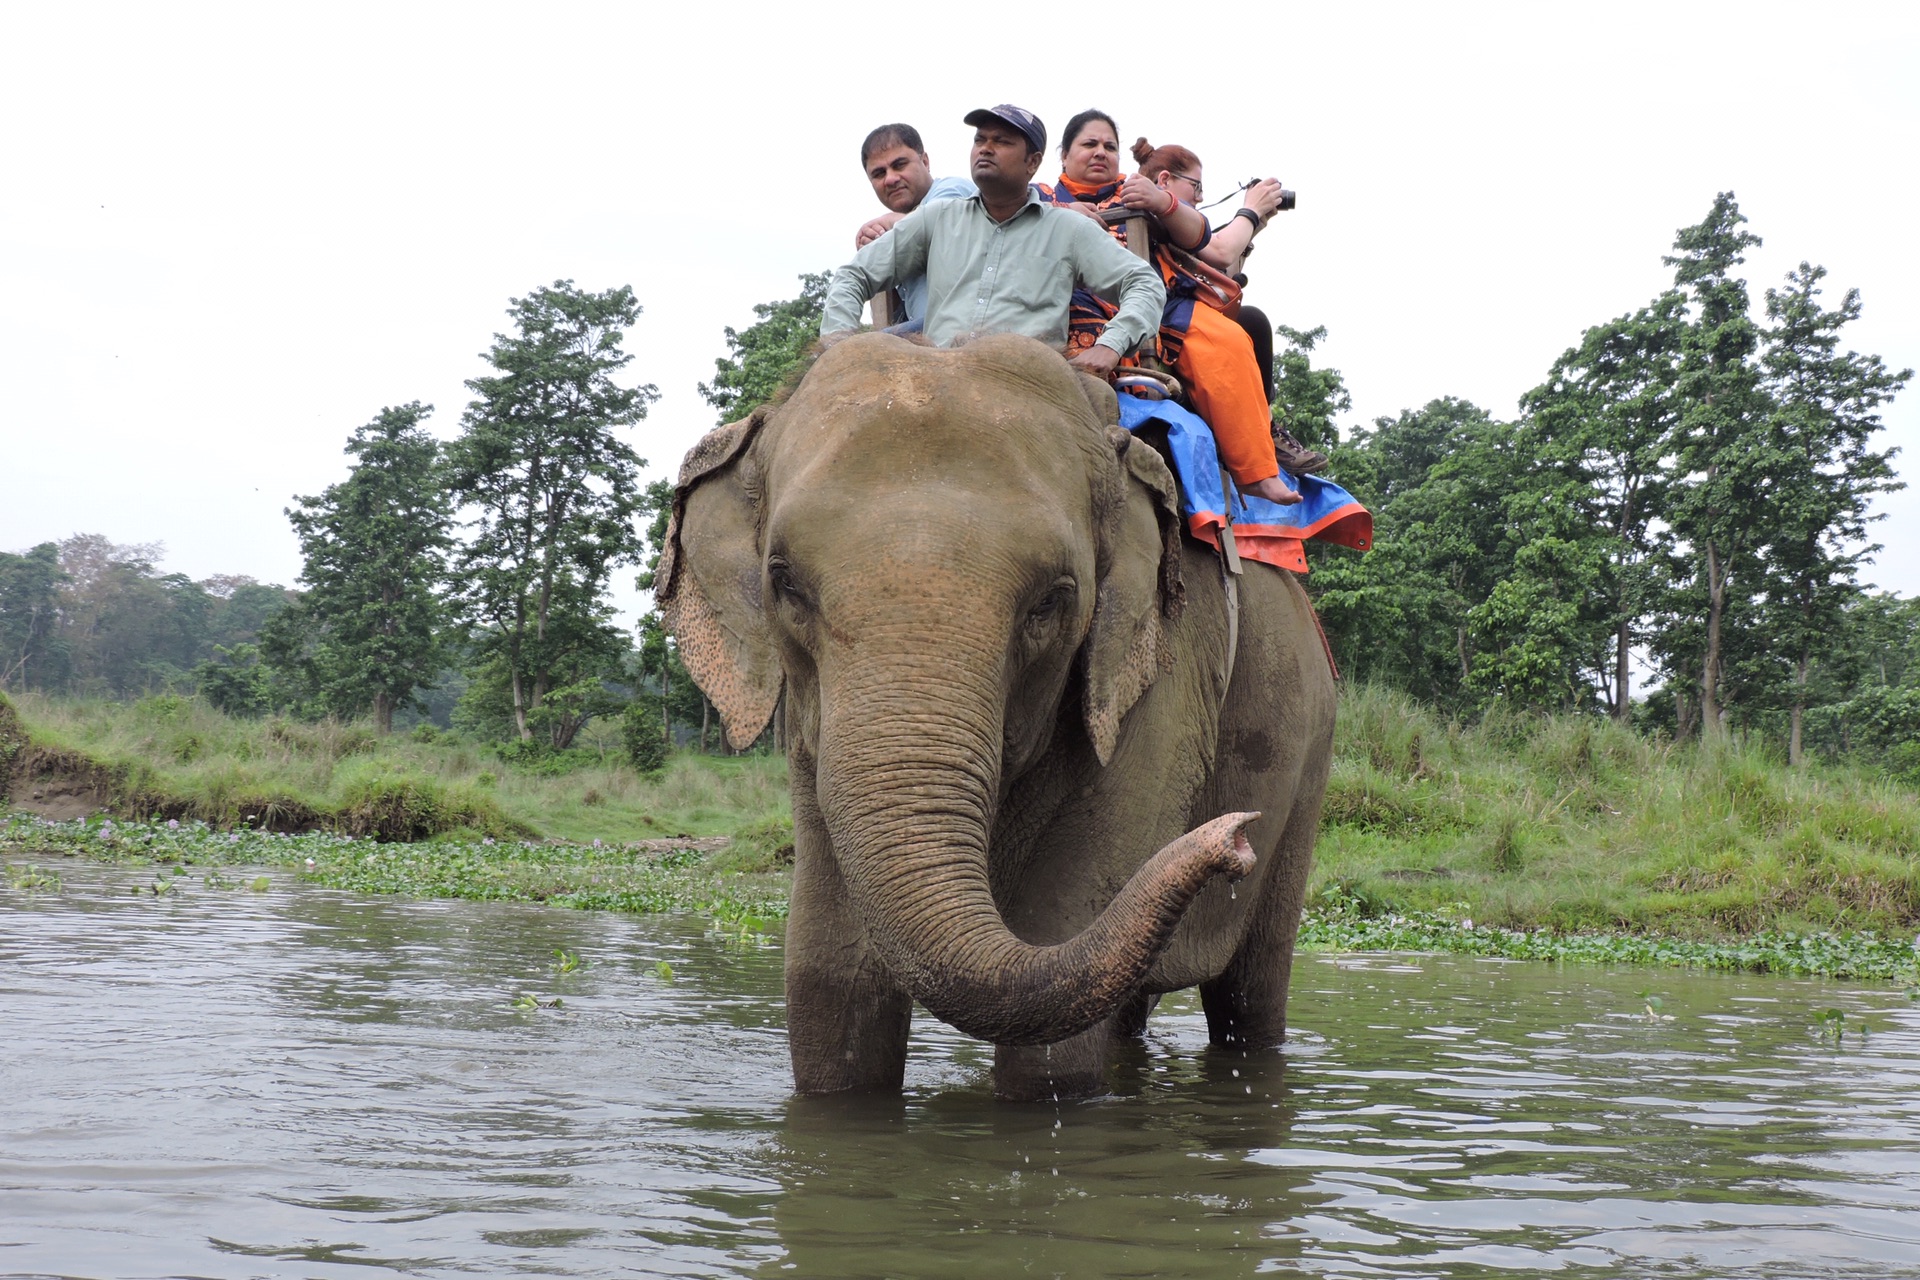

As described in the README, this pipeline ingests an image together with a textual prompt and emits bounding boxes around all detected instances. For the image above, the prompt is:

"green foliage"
[698,272,830,424]
[446,281,656,750]
[330,768,521,841]
[491,738,603,776]
[1300,191,1909,756]
[0,542,68,692]
[263,403,453,733]
[716,813,794,872]
[2,535,295,703]
[622,699,668,777]
[1269,324,1351,451]
[2,691,787,845]
[1299,891,1920,984]
[0,691,27,795]
[1748,264,1911,759]
[193,644,275,719]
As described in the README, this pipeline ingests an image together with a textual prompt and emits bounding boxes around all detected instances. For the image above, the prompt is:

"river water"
[3,862,1918,1279]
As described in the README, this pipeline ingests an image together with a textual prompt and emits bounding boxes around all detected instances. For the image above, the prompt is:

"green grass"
[1311,685,1920,943]
[1,691,787,846]
[4,685,1919,982]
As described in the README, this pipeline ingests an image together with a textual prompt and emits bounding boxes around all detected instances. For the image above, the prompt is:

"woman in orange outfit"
[1040,113,1300,506]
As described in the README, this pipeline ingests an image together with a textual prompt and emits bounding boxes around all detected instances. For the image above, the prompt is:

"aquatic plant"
[6,862,61,891]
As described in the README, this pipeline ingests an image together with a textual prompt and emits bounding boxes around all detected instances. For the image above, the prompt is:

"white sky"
[4,2,1916,627]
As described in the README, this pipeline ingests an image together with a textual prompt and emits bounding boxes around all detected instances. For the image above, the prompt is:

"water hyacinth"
[6,811,1914,985]
[1,812,785,923]
[1299,893,1920,984]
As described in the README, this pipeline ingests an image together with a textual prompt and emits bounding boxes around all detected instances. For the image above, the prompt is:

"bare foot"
[1243,475,1302,506]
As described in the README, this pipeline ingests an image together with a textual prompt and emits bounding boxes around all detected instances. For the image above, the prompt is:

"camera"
[1245,181,1297,214]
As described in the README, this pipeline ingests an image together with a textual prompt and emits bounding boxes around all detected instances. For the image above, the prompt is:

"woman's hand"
[1240,178,1286,225]
[1118,172,1170,213]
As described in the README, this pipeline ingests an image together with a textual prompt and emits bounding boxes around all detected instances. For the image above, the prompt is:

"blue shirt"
[897,176,976,323]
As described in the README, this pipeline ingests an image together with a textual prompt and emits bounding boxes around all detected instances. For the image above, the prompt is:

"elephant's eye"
[767,558,808,610]
[1024,580,1076,631]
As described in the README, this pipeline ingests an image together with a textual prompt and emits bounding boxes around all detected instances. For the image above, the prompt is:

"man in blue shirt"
[854,123,977,327]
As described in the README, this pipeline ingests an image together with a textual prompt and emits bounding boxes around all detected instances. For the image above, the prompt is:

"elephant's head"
[657,333,1253,1045]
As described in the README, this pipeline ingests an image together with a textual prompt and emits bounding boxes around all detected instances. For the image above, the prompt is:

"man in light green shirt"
[820,105,1165,380]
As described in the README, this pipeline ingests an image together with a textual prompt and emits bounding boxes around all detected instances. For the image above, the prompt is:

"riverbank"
[0,690,787,845]
[3,687,1917,982]
[6,806,1917,985]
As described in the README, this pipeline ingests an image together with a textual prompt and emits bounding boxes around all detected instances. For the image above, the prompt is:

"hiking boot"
[1272,426,1330,475]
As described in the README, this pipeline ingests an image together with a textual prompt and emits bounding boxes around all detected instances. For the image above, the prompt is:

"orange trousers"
[1172,305,1278,485]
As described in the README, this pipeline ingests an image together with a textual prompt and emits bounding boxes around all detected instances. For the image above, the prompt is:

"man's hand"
[1069,344,1122,380]
[855,212,904,249]
[1241,179,1286,224]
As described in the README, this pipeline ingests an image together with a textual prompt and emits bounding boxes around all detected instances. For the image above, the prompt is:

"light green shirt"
[821,189,1166,356]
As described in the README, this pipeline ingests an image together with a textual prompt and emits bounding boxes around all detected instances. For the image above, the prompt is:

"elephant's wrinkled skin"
[659,332,1335,1100]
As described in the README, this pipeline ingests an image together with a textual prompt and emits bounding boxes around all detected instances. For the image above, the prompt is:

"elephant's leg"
[1199,789,1319,1048]
[993,1019,1116,1101]
[1112,988,1161,1040]
[785,768,912,1094]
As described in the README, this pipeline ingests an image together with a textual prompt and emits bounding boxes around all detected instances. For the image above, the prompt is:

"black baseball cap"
[963,104,1046,156]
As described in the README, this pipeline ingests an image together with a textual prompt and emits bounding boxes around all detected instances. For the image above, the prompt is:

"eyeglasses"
[1170,172,1204,200]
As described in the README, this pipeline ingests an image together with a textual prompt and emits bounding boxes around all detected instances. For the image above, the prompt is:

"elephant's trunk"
[816,657,1256,1047]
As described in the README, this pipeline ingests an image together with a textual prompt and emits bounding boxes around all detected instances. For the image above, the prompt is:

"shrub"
[716,813,795,872]
[332,770,525,841]
[492,738,600,776]
[622,702,668,778]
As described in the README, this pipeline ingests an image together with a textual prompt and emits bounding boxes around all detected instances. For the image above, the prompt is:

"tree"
[447,281,657,748]
[1753,263,1910,763]
[1269,324,1352,452]
[698,272,830,424]
[265,402,453,732]
[1467,534,1610,710]
[1660,193,1773,738]
[193,643,275,718]
[1522,292,1687,718]
[201,576,297,652]
[49,535,214,697]
[1313,399,1536,708]
[0,542,67,691]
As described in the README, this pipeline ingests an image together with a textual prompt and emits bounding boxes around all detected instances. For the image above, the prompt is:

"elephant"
[658,331,1336,1101]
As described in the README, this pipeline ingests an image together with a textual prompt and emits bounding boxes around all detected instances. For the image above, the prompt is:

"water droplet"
[1230,884,1236,900]
[1231,1068,1239,1078]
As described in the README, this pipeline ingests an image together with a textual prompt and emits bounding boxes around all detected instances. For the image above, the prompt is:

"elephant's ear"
[1082,427,1185,766]
[656,408,781,750]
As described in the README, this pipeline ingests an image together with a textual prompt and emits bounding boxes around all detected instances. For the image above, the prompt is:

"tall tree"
[0,542,68,691]
[1754,263,1910,763]
[1313,399,1535,707]
[1270,324,1352,452]
[1660,193,1773,737]
[264,402,453,732]
[1522,292,1687,718]
[698,272,830,424]
[447,281,657,748]
[50,536,213,696]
